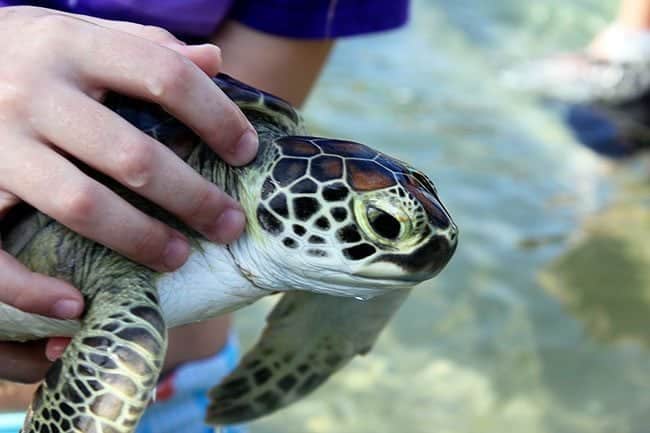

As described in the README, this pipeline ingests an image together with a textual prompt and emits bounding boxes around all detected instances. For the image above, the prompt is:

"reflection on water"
[541,179,650,346]
[235,1,650,432]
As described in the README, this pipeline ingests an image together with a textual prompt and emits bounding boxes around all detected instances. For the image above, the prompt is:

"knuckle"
[184,186,235,236]
[0,6,26,21]
[10,289,35,312]
[140,25,178,45]
[0,82,29,117]
[145,53,191,99]
[203,102,246,144]
[23,14,83,58]
[130,221,166,262]
[118,138,156,188]
[185,184,218,224]
[58,183,98,227]
[202,115,228,142]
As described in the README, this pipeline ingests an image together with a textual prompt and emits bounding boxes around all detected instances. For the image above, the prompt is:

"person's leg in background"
[589,0,650,61]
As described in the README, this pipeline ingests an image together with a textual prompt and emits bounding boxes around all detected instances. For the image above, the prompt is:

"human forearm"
[617,0,650,29]
[212,21,334,107]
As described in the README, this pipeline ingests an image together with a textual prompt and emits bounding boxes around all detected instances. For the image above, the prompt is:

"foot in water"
[504,23,650,157]
[504,24,650,105]
[565,99,650,158]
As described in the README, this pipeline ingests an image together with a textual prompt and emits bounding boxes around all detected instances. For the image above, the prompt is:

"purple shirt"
[1,0,409,39]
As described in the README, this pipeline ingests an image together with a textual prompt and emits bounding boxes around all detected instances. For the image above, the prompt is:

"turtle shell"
[214,74,300,128]
[273,136,405,192]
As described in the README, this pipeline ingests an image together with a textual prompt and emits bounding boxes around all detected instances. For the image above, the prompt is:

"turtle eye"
[367,206,401,240]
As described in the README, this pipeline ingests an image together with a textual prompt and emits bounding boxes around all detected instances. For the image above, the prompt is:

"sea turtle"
[0,74,458,433]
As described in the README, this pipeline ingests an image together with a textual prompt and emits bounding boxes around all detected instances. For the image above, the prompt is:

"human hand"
[0,6,258,272]
[0,6,258,381]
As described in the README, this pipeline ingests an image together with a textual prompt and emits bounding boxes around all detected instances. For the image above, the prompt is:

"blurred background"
[234,0,650,432]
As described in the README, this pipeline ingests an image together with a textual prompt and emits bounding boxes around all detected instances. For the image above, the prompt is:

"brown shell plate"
[273,137,419,193]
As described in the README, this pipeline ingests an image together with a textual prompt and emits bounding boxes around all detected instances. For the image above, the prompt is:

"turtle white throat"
[156,241,266,329]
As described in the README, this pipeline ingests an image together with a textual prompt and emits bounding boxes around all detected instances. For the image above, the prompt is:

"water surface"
[236,1,650,432]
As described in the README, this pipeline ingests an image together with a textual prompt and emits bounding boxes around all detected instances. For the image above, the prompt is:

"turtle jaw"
[396,229,458,281]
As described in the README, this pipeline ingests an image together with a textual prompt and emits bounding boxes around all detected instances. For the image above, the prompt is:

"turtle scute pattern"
[21,273,167,433]
[255,136,444,261]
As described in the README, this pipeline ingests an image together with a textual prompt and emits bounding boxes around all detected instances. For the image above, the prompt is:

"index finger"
[66,18,259,166]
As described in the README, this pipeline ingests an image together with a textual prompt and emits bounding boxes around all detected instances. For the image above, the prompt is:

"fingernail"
[46,338,70,362]
[231,129,258,166]
[208,208,246,244]
[52,300,83,320]
[162,232,190,270]
[46,350,60,363]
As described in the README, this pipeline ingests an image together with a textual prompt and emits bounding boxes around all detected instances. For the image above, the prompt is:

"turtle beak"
[401,225,458,282]
[365,222,458,283]
[405,184,458,280]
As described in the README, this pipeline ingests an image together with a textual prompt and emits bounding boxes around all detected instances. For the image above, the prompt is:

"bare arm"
[617,0,650,29]
[212,21,334,107]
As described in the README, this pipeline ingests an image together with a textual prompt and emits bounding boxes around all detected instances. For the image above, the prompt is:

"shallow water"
[235,1,650,432]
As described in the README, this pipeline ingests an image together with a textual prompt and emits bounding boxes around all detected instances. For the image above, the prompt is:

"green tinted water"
[236,1,650,432]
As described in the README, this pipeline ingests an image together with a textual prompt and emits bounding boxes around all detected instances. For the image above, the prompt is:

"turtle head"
[230,137,458,298]
[349,165,458,283]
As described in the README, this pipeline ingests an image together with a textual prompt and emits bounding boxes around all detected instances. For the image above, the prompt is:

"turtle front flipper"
[206,290,410,425]
[22,273,167,433]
